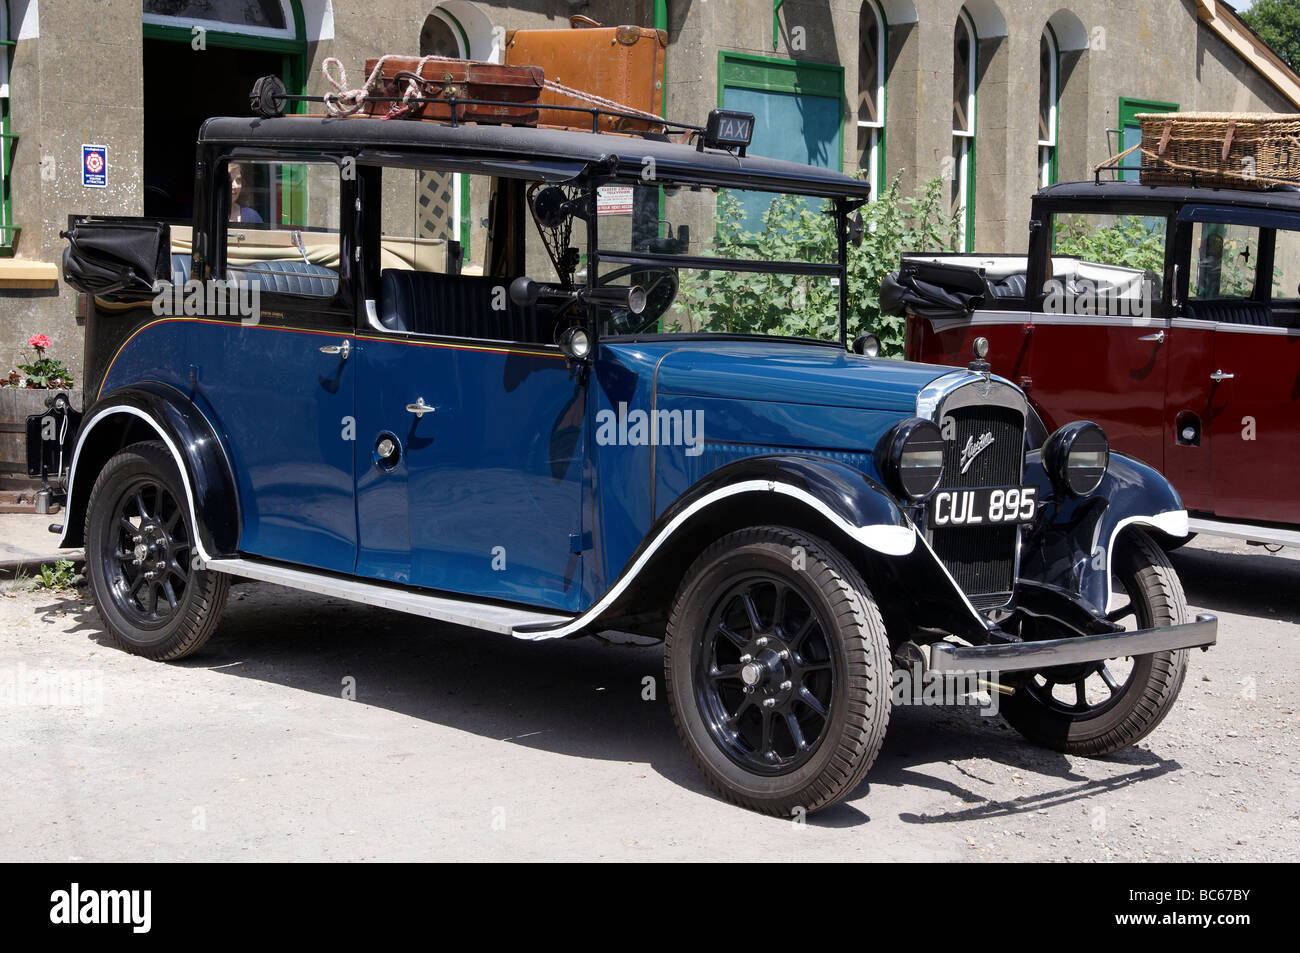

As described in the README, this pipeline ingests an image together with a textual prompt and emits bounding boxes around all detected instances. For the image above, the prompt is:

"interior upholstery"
[989,273,1028,298]
[379,269,549,343]
[1184,300,1274,326]
[229,260,339,297]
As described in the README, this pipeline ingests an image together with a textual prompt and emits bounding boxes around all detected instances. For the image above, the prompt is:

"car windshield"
[586,179,846,342]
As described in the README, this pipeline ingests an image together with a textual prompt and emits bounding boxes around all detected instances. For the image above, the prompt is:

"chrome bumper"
[929,613,1218,674]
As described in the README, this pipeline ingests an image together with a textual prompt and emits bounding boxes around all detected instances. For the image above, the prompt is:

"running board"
[1187,516,1300,549]
[204,557,576,637]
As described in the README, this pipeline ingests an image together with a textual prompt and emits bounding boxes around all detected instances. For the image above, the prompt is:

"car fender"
[519,454,993,642]
[1019,450,1188,615]
[60,383,240,559]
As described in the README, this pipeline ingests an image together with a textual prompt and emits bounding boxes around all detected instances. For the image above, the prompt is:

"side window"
[1047,212,1165,316]
[374,168,587,344]
[1270,227,1300,305]
[222,159,341,298]
[1189,222,1259,301]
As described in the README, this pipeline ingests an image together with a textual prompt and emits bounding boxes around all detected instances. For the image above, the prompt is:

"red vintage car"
[894,179,1300,548]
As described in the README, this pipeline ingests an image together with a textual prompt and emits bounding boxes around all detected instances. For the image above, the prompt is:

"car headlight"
[1043,421,1110,497]
[875,418,945,502]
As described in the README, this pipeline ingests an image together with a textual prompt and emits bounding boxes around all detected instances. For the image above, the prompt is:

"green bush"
[672,174,959,357]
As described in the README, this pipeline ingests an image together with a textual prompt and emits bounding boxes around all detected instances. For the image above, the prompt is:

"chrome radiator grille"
[930,403,1026,607]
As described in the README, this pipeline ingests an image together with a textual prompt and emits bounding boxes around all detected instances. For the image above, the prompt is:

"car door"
[1199,212,1300,525]
[1025,205,1171,470]
[206,155,358,574]
[352,165,587,612]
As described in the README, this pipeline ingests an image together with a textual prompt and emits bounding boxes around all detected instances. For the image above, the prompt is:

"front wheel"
[1001,529,1189,755]
[84,441,230,661]
[664,526,892,816]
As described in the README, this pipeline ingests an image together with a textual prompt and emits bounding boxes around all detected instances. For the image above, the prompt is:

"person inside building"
[229,162,264,224]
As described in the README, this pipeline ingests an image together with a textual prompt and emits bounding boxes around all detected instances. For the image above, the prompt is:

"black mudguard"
[1019,450,1186,616]
[62,383,240,557]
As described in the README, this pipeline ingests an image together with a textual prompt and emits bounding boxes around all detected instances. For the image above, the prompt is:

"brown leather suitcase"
[504,18,666,134]
[361,57,543,125]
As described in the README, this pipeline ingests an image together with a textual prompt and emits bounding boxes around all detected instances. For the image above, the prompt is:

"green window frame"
[716,52,846,172]
[1,2,15,255]
[1117,96,1179,182]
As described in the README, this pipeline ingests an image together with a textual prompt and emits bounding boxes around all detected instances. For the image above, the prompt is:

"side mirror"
[848,211,865,248]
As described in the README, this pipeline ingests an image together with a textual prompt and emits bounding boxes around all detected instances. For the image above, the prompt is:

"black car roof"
[198,116,872,200]
[1038,179,1300,211]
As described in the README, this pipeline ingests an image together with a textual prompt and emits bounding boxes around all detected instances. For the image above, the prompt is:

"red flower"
[29,334,51,350]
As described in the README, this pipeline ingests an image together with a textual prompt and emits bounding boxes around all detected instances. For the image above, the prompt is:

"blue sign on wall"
[82,144,107,188]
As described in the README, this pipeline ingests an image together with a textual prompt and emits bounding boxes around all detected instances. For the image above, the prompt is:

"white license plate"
[930,486,1037,527]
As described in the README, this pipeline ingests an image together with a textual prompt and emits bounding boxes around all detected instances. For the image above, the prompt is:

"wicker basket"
[1137,112,1300,189]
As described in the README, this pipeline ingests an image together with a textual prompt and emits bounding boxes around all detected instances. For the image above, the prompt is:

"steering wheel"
[595,264,679,334]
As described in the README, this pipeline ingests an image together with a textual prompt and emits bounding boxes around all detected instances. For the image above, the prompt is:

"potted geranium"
[9,334,75,389]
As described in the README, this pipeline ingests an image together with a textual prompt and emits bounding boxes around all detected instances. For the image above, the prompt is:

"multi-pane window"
[856,1,886,200]
[1039,29,1059,188]
[952,9,977,251]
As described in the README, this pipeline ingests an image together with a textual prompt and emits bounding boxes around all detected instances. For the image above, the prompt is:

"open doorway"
[143,40,290,219]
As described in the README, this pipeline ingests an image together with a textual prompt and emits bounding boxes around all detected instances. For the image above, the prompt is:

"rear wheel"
[1001,529,1189,755]
[84,441,229,661]
[665,526,891,816]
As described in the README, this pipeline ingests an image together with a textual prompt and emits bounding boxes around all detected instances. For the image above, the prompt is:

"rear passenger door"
[1188,211,1300,525]
[352,165,588,612]
[208,156,358,574]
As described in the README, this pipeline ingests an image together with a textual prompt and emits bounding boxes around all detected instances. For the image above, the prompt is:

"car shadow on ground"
[1170,545,1300,624]
[51,583,1182,828]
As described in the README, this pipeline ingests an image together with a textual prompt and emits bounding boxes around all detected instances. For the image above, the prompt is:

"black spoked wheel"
[1001,529,1189,755]
[666,526,891,816]
[85,441,229,661]
[695,574,837,776]
[103,476,193,631]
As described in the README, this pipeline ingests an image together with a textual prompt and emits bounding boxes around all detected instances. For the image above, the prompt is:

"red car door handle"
[1210,369,1235,382]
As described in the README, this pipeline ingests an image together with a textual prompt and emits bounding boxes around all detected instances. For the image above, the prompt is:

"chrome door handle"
[319,340,351,360]
[1138,331,1165,343]
[1210,369,1235,382]
[405,397,434,418]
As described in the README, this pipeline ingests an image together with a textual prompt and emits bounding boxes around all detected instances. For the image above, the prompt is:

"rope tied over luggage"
[321,54,664,125]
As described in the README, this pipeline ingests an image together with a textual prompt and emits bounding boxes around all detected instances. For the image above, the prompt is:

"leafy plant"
[672,174,960,357]
[7,334,74,389]
[31,558,79,591]
[1053,214,1168,274]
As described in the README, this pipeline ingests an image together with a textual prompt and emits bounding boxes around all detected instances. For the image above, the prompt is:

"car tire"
[664,526,891,816]
[84,440,230,661]
[1001,528,1189,755]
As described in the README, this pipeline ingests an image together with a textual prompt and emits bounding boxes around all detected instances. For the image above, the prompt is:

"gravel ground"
[0,535,1296,862]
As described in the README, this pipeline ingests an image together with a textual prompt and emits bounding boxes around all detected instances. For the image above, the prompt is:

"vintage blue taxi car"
[42,84,1217,815]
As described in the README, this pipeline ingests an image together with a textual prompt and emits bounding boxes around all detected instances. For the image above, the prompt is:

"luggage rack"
[1091,145,1300,191]
[248,74,714,146]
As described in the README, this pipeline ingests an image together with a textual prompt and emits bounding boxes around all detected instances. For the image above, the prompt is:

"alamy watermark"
[1042,276,1155,319]
[152,278,261,323]
[0,663,103,716]
[892,661,1000,716]
[595,402,705,457]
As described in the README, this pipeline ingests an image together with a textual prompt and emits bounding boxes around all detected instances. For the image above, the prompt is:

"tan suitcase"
[361,57,543,125]
[504,17,666,134]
